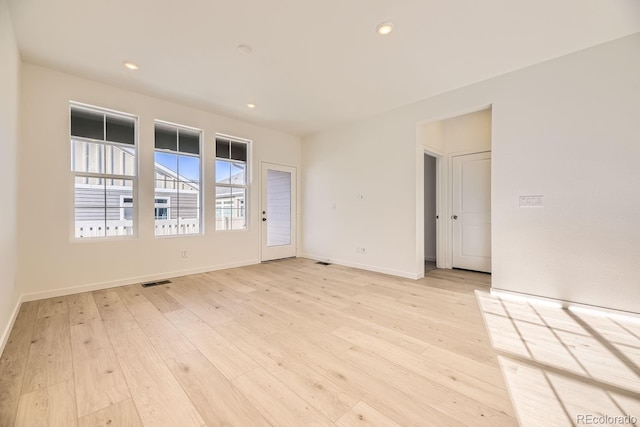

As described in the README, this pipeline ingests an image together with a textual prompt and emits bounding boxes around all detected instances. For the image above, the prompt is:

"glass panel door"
[261,163,297,261]
[266,169,292,247]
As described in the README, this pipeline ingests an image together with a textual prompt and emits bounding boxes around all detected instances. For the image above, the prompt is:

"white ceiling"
[7,0,640,136]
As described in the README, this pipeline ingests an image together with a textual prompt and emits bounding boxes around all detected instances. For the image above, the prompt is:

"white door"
[261,163,297,261]
[452,152,491,272]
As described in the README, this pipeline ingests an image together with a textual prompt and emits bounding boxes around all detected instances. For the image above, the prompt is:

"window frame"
[70,102,138,240]
[215,134,250,232]
[153,120,203,237]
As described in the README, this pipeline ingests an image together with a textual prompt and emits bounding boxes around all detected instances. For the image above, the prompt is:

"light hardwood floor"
[477,291,640,427]
[1,258,518,426]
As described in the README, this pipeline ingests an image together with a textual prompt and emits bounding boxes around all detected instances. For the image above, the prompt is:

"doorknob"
[451,215,458,220]
[262,218,267,221]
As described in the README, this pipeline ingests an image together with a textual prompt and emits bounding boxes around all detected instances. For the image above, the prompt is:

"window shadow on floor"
[476,291,640,427]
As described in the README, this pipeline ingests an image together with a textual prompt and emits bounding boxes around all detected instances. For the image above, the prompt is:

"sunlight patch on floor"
[476,291,640,427]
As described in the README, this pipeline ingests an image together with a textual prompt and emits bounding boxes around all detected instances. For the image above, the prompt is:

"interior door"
[452,152,491,272]
[261,163,297,261]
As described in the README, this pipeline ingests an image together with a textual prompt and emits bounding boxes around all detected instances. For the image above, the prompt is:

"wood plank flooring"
[0,258,519,426]
[477,291,640,427]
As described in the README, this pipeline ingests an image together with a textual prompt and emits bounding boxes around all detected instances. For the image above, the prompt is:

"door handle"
[451,215,458,220]
[262,218,267,222]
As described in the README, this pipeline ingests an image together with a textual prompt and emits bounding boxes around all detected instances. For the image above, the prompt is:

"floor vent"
[142,279,172,288]
[316,261,331,266]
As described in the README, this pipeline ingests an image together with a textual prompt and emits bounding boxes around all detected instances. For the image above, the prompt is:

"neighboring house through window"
[121,196,133,220]
[154,198,170,220]
[122,196,170,221]
[71,104,137,238]
[215,135,249,231]
[154,121,202,236]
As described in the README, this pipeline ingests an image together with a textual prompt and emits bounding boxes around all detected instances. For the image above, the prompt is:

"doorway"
[418,106,492,276]
[261,162,297,261]
[424,153,438,273]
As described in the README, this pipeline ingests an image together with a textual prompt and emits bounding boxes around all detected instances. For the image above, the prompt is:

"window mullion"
[103,174,107,237]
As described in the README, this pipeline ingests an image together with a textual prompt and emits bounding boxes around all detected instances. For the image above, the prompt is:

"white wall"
[302,33,640,313]
[301,115,420,277]
[418,108,492,154]
[441,109,492,154]
[18,64,301,299]
[0,0,21,350]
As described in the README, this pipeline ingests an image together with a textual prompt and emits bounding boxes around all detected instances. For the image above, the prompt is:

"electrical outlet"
[181,250,188,258]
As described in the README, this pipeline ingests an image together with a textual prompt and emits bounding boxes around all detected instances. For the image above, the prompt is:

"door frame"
[423,149,447,269]
[260,162,298,262]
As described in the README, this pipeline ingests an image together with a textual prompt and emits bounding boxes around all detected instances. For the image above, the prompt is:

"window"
[154,198,170,220]
[71,104,136,238]
[215,136,249,230]
[121,196,160,221]
[154,122,202,236]
[121,197,133,220]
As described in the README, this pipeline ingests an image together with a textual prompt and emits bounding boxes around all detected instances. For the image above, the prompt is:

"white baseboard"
[490,288,640,319]
[20,259,260,303]
[301,253,421,280]
[0,294,23,357]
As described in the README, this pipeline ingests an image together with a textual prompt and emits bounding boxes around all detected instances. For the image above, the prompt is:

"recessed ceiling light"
[376,22,394,35]
[123,61,139,70]
[247,103,256,109]
[237,44,253,55]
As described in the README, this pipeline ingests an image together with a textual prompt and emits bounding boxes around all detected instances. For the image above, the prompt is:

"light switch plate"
[519,195,543,207]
